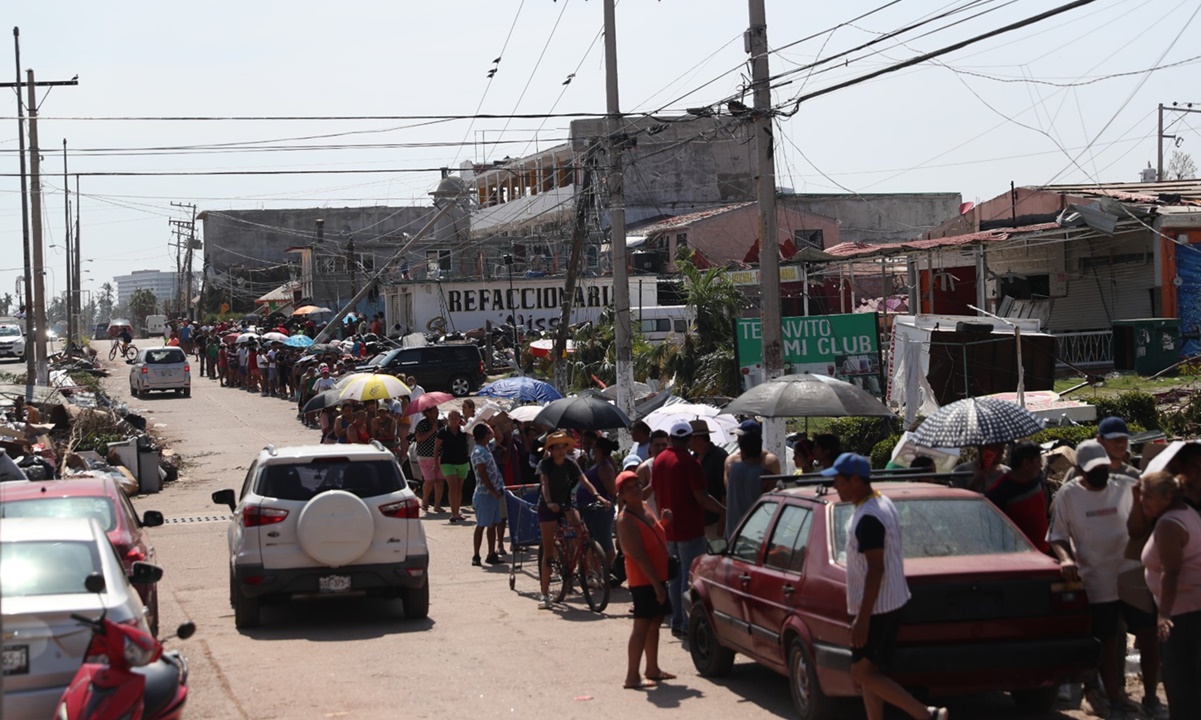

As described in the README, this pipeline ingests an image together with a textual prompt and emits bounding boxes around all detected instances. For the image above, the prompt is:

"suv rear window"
[833,497,1032,562]
[257,460,402,501]
[2,497,117,532]
[145,349,186,364]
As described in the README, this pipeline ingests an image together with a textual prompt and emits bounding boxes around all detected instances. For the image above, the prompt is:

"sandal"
[623,679,658,690]
[644,672,676,681]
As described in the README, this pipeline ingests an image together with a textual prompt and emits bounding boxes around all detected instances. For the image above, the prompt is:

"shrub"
[824,417,902,458]
[871,435,902,468]
[1091,391,1160,430]
[1029,422,1146,447]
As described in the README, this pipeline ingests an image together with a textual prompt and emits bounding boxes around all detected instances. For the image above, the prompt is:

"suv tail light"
[1049,581,1088,612]
[140,367,148,374]
[242,505,289,527]
[479,360,485,374]
[183,364,190,373]
[379,498,420,519]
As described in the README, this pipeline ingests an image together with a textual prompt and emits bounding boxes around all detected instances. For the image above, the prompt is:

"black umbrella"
[911,396,1044,448]
[302,389,343,414]
[303,343,341,356]
[721,373,895,418]
[533,396,631,431]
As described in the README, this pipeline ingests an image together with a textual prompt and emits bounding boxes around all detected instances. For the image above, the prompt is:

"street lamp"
[503,253,520,373]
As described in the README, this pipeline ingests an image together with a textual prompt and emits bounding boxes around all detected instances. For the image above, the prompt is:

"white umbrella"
[508,405,545,423]
[645,403,739,445]
[262,331,289,343]
[236,332,260,344]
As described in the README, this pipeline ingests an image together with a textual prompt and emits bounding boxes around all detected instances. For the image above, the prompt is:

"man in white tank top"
[825,453,948,720]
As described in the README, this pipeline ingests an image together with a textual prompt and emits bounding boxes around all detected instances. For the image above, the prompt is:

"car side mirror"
[141,510,164,528]
[706,537,728,555]
[212,489,236,511]
[175,621,196,640]
[129,561,164,585]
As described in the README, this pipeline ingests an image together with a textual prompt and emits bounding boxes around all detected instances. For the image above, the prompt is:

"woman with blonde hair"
[1141,471,1201,719]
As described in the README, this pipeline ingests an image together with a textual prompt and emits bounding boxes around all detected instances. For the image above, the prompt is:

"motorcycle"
[57,573,195,720]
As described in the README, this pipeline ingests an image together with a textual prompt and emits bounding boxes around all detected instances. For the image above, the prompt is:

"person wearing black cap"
[722,419,780,540]
[1064,416,1139,484]
[688,419,728,541]
[825,453,947,720]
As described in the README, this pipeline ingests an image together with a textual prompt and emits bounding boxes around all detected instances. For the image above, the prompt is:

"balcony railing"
[1053,330,1113,368]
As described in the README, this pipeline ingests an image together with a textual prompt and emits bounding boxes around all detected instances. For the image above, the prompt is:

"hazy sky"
[3,0,1197,304]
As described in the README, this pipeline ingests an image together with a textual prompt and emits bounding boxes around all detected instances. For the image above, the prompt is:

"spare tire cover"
[296,490,374,567]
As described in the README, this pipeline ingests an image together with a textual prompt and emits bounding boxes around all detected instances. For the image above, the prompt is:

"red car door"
[717,501,779,657]
[745,503,814,666]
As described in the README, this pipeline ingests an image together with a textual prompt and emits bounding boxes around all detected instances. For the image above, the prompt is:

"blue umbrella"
[478,377,563,403]
[285,334,315,348]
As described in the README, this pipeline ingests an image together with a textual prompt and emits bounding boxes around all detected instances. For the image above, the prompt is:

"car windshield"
[1,497,117,532]
[0,326,19,337]
[1,540,102,597]
[257,459,403,501]
[832,497,1033,562]
[144,349,185,364]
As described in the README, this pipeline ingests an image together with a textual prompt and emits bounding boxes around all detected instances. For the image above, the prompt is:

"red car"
[686,479,1099,720]
[0,477,164,634]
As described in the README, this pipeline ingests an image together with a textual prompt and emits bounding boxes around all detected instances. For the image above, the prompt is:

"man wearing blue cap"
[825,453,948,720]
[1064,416,1139,485]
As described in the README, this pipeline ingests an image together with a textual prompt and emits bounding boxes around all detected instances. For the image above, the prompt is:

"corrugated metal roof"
[636,202,756,235]
[824,222,1060,260]
[1036,180,1201,205]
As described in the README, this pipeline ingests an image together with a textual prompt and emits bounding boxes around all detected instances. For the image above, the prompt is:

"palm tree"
[98,282,115,322]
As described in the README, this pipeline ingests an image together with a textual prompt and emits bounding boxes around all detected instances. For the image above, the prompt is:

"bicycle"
[538,502,611,612]
[108,341,138,361]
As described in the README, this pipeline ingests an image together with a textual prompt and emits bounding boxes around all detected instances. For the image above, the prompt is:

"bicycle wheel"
[108,344,118,361]
[537,540,571,603]
[124,344,138,360]
[579,539,610,613]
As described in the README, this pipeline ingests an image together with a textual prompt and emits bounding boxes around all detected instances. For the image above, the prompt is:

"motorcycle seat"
[135,657,180,718]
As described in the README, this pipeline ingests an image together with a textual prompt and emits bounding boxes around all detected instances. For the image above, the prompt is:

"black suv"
[363,344,486,396]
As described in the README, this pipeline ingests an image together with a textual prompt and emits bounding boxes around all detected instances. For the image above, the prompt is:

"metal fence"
[1053,330,1113,368]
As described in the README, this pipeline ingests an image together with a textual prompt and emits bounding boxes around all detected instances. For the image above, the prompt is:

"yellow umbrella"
[336,373,412,402]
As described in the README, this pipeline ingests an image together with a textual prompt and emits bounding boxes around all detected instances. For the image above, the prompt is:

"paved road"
[102,360,1095,720]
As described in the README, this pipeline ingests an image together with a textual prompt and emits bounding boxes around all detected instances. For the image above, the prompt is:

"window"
[999,273,1050,300]
[2,497,117,532]
[257,460,403,501]
[832,497,1033,563]
[672,319,687,333]
[794,229,824,250]
[356,252,376,272]
[763,505,813,573]
[1,541,101,597]
[730,502,778,563]
[426,250,451,274]
[144,349,186,365]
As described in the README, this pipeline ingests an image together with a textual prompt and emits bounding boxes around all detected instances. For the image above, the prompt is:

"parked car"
[0,322,26,360]
[129,346,191,397]
[213,442,429,629]
[360,343,486,396]
[686,478,1099,720]
[1,517,159,719]
[1,476,165,633]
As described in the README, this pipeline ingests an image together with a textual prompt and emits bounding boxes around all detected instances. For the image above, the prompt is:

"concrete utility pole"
[553,144,599,393]
[63,139,72,349]
[27,69,49,384]
[74,174,81,337]
[747,0,785,458]
[1158,102,1201,181]
[603,0,636,430]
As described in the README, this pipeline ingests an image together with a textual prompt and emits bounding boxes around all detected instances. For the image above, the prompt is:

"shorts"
[440,462,470,479]
[537,502,569,524]
[630,584,673,620]
[850,608,904,667]
[418,457,440,482]
[582,504,615,557]
[473,491,503,526]
[1091,600,1156,640]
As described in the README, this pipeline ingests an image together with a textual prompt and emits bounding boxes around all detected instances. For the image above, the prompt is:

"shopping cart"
[504,483,543,591]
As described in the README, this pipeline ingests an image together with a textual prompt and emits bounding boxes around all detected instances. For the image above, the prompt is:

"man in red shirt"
[651,419,725,637]
[984,441,1050,554]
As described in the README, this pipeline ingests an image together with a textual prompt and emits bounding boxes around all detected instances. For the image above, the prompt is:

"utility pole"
[27,69,49,384]
[347,234,357,302]
[3,29,78,388]
[63,139,72,350]
[1158,103,1164,181]
[1158,102,1201,181]
[553,145,599,392]
[747,0,785,458]
[171,202,198,319]
[74,173,81,338]
[603,0,636,430]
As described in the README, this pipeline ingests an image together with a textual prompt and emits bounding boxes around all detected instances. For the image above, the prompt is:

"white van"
[634,305,693,344]
[145,315,167,338]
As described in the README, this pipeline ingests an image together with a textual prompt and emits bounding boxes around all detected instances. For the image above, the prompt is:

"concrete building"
[114,270,179,310]
[780,192,964,245]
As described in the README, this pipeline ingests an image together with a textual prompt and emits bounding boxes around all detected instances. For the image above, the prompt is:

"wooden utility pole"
[63,139,73,349]
[553,145,599,392]
[27,69,49,384]
[747,0,785,457]
[74,173,81,336]
[603,0,636,428]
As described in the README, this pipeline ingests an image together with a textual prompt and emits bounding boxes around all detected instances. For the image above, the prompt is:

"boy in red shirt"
[984,441,1050,554]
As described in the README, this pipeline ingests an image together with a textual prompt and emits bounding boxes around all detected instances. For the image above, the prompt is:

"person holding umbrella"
[537,431,611,610]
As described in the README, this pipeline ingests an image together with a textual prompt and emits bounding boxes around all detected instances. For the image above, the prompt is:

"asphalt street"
[99,355,1095,720]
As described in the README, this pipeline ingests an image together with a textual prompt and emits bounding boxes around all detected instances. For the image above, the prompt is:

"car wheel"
[788,636,834,720]
[403,579,429,620]
[1011,686,1058,713]
[130,384,138,398]
[183,388,191,398]
[449,374,472,397]
[233,585,260,629]
[228,569,236,609]
[688,605,734,676]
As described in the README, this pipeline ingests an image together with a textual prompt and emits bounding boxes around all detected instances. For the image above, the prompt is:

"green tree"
[128,289,158,332]
[98,282,115,322]
[47,293,66,325]
[643,253,745,398]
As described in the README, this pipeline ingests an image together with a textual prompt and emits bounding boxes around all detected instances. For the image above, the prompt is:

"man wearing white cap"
[1050,439,1161,720]
[651,419,725,637]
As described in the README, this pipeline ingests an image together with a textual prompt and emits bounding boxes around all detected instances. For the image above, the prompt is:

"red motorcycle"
[57,574,194,720]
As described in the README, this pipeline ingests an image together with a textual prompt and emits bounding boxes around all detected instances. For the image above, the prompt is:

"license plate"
[2,645,28,676]
[318,575,351,593]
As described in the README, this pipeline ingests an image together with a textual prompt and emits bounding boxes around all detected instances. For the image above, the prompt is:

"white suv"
[212,443,428,629]
[0,323,26,360]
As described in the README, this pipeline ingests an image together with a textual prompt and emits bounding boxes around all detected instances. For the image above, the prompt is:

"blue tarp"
[477,377,563,403]
[1179,243,1201,356]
